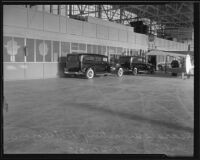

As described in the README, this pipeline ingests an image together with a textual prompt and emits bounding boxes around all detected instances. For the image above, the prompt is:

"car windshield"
[119,57,130,63]
[67,55,79,62]
[132,57,145,63]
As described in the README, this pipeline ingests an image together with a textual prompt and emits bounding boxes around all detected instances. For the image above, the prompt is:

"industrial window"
[117,47,123,54]
[98,45,102,55]
[52,5,59,15]
[109,46,116,54]
[87,44,92,53]
[60,5,66,16]
[3,36,12,62]
[13,37,25,62]
[102,46,106,55]
[79,43,86,51]
[44,40,51,62]
[127,48,130,55]
[44,5,51,13]
[61,42,70,57]
[53,41,59,62]
[26,38,35,62]
[71,43,78,51]
[92,45,97,54]
[36,39,44,62]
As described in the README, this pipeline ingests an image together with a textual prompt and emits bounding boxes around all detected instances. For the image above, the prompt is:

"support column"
[65,5,68,17]
[120,8,123,24]
[50,5,53,13]
[69,5,72,16]
[58,5,61,15]
[98,5,102,18]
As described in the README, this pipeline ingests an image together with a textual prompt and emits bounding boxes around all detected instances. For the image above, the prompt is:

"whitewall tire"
[133,68,137,75]
[86,68,94,79]
[117,68,123,77]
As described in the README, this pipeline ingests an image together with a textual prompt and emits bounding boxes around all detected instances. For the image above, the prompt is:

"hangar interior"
[3,4,193,80]
[3,3,195,155]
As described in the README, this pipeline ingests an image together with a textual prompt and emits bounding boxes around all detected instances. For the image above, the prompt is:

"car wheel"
[86,68,94,79]
[133,68,137,75]
[150,68,155,74]
[117,68,123,77]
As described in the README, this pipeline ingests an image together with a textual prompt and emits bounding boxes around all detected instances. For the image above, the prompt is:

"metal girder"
[147,5,190,26]
[165,3,192,22]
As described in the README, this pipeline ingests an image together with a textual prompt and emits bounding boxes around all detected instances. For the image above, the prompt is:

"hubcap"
[118,68,123,77]
[87,69,94,78]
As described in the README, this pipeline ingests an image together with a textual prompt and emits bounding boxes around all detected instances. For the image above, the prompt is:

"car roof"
[119,56,144,58]
[67,53,108,57]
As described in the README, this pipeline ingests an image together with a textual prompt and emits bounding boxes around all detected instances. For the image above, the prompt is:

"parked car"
[157,62,171,71]
[64,53,124,79]
[118,56,155,75]
[170,60,180,76]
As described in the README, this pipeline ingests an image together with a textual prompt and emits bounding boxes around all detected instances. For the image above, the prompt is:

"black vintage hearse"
[64,53,124,79]
[119,56,155,75]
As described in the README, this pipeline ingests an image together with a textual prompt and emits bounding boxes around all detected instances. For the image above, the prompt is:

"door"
[66,54,80,72]
[95,56,106,73]
[148,55,156,70]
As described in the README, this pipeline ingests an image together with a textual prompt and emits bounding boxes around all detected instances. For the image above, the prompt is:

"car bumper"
[64,68,84,75]
[64,71,84,75]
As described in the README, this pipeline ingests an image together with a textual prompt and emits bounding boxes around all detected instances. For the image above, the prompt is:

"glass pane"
[98,45,102,55]
[71,43,78,51]
[117,47,123,54]
[26,38,35,62]
[53,41,59,62]
[60,5,66,16]
[83,55,95,61]
[95,56,102,62]
[44,5,50,13]
[3,36,12,62]
[87,44,92,53]
[13,37,25,62]
[36,39,44,62]
[44,40,51,62]
[102,46,106,55]
[61,42,70,57]
[93,45,97,54]
[79,43,86,51]
[52,5,58,15]
[109,46,116,54]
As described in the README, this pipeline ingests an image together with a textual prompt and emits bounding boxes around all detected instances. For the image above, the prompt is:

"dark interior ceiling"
[120,3,193,28]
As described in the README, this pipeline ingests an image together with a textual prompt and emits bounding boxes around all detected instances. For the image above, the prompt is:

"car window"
[95,56,102,62]
[103,57,108,62]
[67,55,79,62]
[83,55,95,62]
[119,57,130,63]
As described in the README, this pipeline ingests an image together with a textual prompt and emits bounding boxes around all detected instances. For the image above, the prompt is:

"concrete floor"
[3,73,193,155]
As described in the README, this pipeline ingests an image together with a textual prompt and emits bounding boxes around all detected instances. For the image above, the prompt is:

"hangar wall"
[3,5,188,81]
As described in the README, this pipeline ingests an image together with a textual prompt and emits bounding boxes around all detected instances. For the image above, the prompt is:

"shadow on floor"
[67,102,193,134]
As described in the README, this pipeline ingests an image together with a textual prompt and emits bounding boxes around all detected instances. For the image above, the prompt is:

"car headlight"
[111,66,116,71]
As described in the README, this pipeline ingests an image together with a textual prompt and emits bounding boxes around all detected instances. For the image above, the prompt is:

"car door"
[95,56,105,73]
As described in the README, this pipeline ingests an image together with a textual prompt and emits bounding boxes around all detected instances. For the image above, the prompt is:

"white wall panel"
[83,22,96,38]
[29,10,43,30]
[67,18,83,36]
[97,25,108,39]
[88,16,132,31]
[119,30,127,42]
[44,14,59,32]
[60,16,67,33]
[108,27,118,41]
[4,5,28,28]
[128,32,136,44]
